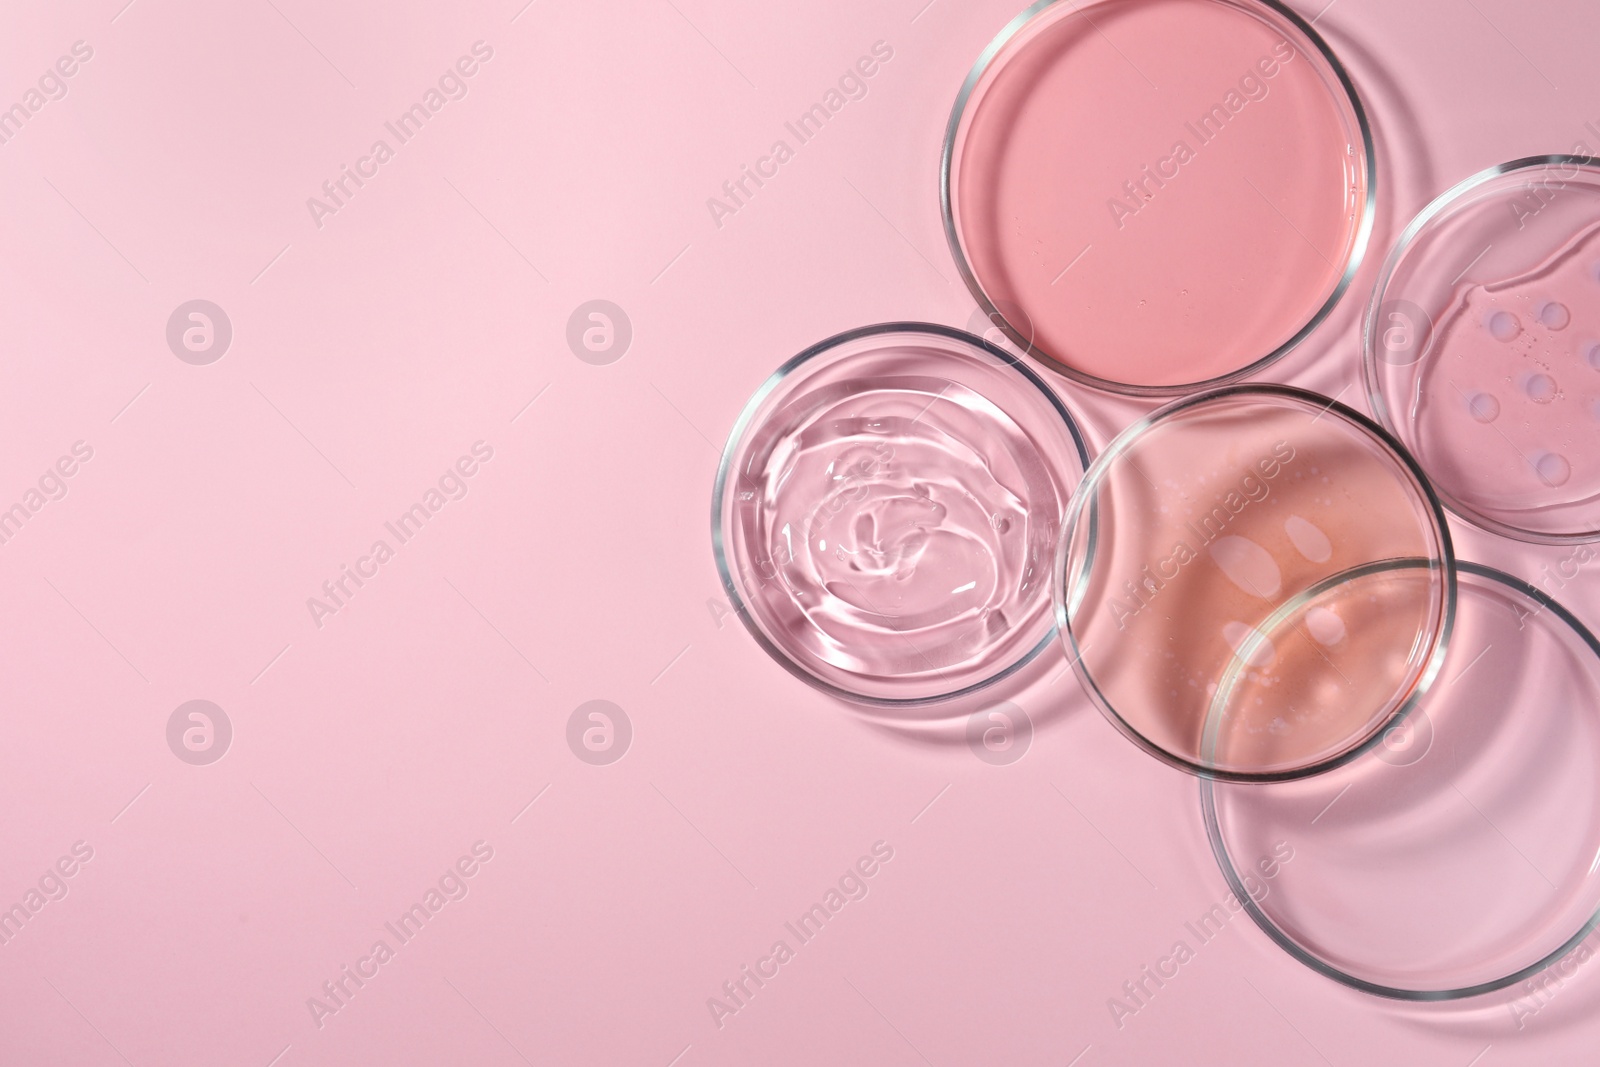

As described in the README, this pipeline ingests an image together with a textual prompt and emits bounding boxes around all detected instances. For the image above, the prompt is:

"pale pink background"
[0,0,1595,1064]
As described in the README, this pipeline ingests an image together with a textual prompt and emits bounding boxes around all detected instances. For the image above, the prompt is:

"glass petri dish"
[942,0,1374,395]
[1056,385,1454,780]
[1203,561,1600,999]
[1366,156,1600,544]
[714,323,1091,705]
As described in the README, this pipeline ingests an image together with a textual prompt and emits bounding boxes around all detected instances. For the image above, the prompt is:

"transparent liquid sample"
[1367,159,1600,541]
[757,384,1055,675]
[1415,221,1600,520]
[1207,564,1600,997]
[718,328,1086,704]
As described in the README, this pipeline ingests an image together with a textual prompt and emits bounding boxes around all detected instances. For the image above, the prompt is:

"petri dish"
[714,323,1091,705]
[942,0,1374,395]
[1203,561,1600,999]
[1056,385,1454,780]
[1366,156,1600,544]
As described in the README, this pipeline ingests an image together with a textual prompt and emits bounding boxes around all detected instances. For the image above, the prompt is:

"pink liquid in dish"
[949,0,1368,390]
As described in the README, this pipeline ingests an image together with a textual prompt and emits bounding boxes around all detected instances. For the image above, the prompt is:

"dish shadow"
[837,626,1095,752]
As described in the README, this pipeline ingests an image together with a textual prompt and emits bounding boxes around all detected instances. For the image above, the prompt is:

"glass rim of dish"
[939,0,1378,397]
[712,320,1093,707]
[1201,559,1600,999]
[1054,383,1457,782]
[1362,153,1600,545]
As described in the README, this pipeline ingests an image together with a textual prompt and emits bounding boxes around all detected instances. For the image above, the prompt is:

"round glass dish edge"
[939,0,1379,397]
[1051,382,1458,782]
[711,320,1095,708]
[1361,153,1600,546]
[1199,559,1600,1000]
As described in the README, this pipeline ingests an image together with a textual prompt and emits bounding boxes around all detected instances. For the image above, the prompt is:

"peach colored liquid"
[1064,395,1449,777]
[952,0,1366,388]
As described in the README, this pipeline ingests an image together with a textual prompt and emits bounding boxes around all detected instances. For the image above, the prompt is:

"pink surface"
[1,0,1597,1064]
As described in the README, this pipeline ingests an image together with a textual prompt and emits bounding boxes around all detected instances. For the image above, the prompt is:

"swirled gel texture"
[717,327,1086,704]
[1060,389,1452,778]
